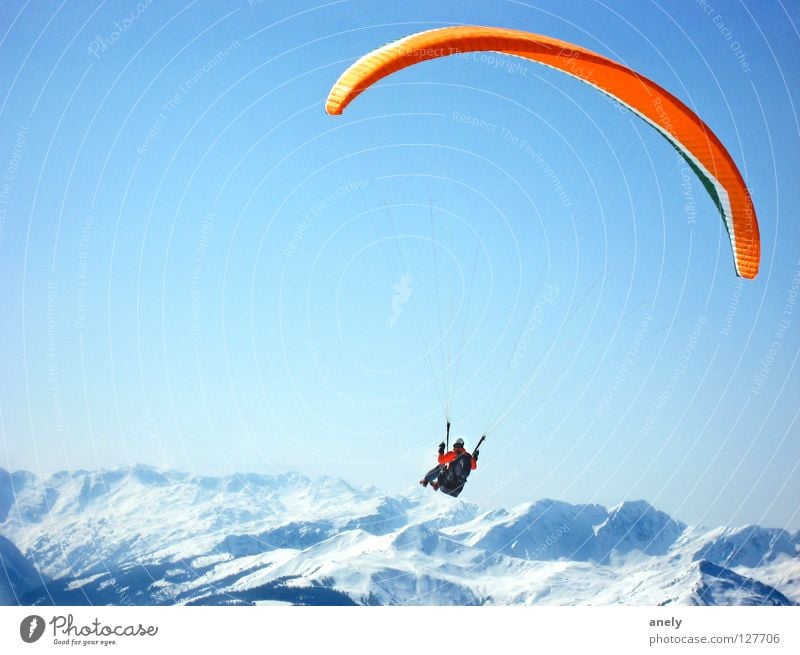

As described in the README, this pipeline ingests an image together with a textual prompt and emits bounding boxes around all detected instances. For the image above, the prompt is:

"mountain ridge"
[0,464,797,606]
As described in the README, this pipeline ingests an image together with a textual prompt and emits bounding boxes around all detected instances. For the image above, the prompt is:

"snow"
[0,464,797,606]
[693,525,798,567]
[65,572,106,591]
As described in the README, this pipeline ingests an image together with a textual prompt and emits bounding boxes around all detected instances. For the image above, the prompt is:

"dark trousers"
[422,464,444,484]
[422,465,465,497]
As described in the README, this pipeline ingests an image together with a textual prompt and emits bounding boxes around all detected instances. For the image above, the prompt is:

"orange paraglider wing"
[326,26,760,279]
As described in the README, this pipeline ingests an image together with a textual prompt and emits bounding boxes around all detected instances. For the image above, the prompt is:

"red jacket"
[438,449,477,470]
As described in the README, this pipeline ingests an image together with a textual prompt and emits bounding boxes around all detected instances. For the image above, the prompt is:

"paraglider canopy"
[326,25,760,279]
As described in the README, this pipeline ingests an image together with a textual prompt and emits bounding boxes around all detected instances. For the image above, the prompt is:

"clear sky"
[0,0,798,530]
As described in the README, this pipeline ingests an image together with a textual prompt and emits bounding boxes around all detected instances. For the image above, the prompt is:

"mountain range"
[0,465,797,606]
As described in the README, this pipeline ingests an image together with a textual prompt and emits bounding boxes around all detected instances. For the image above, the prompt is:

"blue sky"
[0,0,798,529]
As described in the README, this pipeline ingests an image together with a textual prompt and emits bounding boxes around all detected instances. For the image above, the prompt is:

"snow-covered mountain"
[0,465,797,606]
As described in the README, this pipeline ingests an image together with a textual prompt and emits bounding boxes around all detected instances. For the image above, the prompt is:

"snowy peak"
[1,465,180,525]
[215,471,310,494]
[594,500,686,563]
[693,525,799,568]
[392,524,464,557]
[449,498,684,563]
[2,466,332,525]
[689,560,795,606]
[0,469,59,525]
[343,497,408,535]
[130,464,173,487]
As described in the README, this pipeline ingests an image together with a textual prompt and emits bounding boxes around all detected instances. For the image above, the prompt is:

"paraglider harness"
[438,453,472,496]
[439,426,485,497]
